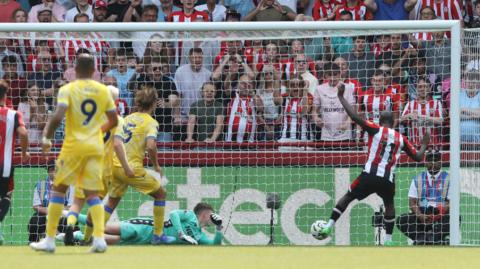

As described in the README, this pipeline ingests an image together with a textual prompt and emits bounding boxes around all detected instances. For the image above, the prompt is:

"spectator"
[396,54,429,100]
[331,10,354,55]
[360,71,398,126]
[341,35,375,89]
[293,15,325,62]
[107,0,140,22]
[181,22,220,71]
[279,76,312,141]
[212,53,255,106]
[298,0,315,15]
[195,0,227,21]
[244,40,264,69]
[278,0,298,12]
[411,6,437,41]
[2,55,27,109]
[412,0,463,26]
[296,54,318,95]
[333,56,363,103]
[10,9,31,64]
[63,49,102,82]
[364,0,417,20]
[225,8,242,21]
[143,34,170,62]
[186,82,224,143]
[65,0,92,22]
[130,5,161,59]
[334,0,370,20]
[168,0,209,21]
[124,1,158,22]
[92,0,111,22]
[175,48,212,125]
[401,77,443,145]
[396,150,450,245]
[255,64,282,141]
[103,75,130,117]
[460,66,480,143]
[26,39,62,73]
[466,1,480,28]
[371,35,391,59]
[282,39,317,80]
[243,0,297,21]
[312,0,336,21]
[313,63,355,141]
[17,83,49,144]
[106,48,136,106]
[421,30,451,83]
[256,41,280,73]
[28,0,66,22]
[223,0,255,18]
[11,8,27,22]
[0,0,21,22]
[134,60,180,142]
[378,33,404,67]
[156,0,181,22]
[225,74,258,143]
[0,39,24,83]
[28,160,74,243]
[380,63,406,110]
[213,40,244,69]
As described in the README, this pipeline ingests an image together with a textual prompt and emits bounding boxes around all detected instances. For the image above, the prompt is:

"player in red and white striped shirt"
[313,83,429,245]
[0,80,29,243]
[401,77,444,145]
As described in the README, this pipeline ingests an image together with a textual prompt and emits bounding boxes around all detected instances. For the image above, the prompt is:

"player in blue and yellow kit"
[70,202,223,245]
[104,86,174,244]
[30,54,118,253]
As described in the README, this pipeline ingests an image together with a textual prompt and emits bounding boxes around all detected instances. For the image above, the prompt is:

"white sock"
[326,219,335,228]
[385,234,392,241]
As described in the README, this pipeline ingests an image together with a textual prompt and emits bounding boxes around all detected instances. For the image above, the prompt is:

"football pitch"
[2,246,479,269]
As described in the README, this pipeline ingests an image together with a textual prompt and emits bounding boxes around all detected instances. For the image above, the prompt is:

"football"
[311,220,329,240]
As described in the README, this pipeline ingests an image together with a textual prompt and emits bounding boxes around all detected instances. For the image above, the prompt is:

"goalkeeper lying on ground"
[59,202,223,245]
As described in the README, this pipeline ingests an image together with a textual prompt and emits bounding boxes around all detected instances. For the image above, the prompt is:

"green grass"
[2,246,479,269]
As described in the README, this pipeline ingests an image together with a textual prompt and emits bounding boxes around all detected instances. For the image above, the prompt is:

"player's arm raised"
[337,83,368,130]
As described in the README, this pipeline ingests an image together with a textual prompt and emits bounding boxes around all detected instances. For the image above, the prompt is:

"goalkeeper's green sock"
[87,197,104,238]
[153,200,166,236]
[46,196,65,238]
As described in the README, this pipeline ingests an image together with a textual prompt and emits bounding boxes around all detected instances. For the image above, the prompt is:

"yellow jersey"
[103,116,123,177]
[113,112,158,169]
[57,79,116,155]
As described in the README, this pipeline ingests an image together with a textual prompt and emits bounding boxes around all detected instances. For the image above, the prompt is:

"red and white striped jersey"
[413,0,463,21]
[63,33,110,70]
[226,93,257,143]
[363,121,417,182]
[362,91,397,124]
[281,58,317,80]
[244,47,263,66]
[280,94,312,141]
[335,2,370,21]
[412,32,434,41]
[402,98,443,145]
[167,10,209,22]
[312,0,336,20]
[385,83,407,110]
[0,106,24,179]
[371,43,391,58]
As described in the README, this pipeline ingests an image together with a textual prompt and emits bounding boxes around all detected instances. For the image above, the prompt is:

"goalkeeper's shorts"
[119,221,153,245]
[109,166,161,198]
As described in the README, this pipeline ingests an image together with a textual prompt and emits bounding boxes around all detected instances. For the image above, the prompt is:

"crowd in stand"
[0,0,478,147]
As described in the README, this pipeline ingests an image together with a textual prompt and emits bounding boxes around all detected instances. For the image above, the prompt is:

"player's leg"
[127,171,175,244]
[0,177,13,244]
[29,184,69,252]
[64,190,85,246]
[83,175,110,243]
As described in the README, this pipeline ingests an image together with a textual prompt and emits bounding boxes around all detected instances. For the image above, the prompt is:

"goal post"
[0,20,464,246]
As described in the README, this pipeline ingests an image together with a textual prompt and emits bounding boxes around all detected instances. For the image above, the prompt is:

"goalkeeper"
[67,202,223,245]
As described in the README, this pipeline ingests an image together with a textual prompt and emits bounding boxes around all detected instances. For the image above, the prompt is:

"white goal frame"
[0,20,462,245]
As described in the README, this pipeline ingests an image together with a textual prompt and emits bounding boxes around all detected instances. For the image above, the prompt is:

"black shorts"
[0,176,14,197]
[349,172,395,202]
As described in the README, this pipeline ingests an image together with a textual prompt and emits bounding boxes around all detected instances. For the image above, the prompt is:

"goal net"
[0,21,466,246]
